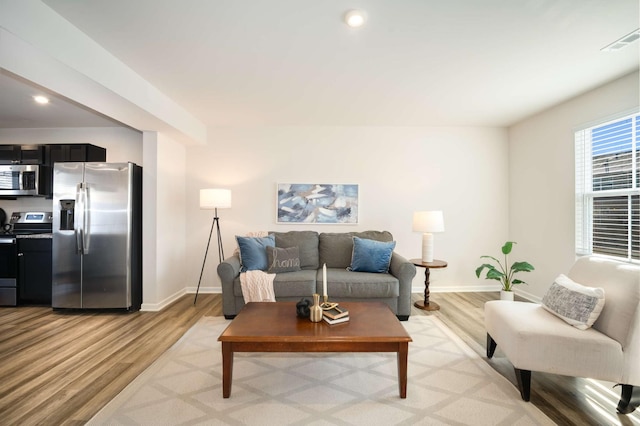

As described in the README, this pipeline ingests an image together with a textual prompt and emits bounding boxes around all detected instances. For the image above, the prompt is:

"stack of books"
[323,305,349,324]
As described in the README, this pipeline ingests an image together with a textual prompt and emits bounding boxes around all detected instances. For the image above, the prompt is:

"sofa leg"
[487,334,497,358]
[514,368,531,401]
[396,315,409,321]
[224,314,236,320]
[616,384,635,414]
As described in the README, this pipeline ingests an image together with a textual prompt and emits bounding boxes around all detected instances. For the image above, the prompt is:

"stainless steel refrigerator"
[52,162,142,310]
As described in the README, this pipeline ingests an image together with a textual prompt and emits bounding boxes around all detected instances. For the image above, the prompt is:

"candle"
[323,263,327,297]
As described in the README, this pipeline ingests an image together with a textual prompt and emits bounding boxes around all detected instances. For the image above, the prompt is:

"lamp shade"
[200,188,232,209]
[413,211,445,233]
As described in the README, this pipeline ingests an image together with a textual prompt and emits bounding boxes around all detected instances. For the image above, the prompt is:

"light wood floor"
[0,293,636,425]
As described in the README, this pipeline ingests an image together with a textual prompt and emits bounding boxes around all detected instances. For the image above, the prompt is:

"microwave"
[0,164,49,196]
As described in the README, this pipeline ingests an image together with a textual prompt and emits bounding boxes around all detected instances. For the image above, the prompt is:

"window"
[575,112,639,262]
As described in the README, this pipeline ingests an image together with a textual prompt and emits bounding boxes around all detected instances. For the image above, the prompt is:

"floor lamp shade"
[413,211,445,263]
[200,189,232,209]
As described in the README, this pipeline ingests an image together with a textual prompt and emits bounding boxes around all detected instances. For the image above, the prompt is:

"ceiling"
[2,0,639,129]
[0,70,125,129]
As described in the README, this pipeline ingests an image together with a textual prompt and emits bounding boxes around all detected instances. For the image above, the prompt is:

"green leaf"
[480,255,501,265]
[512,279,527,285]
[511,261,535,273]
[485,269,505,280]
[501,241,515,255]
[475,263,496,278]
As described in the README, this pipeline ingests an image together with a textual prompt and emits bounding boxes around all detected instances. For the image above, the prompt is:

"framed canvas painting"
[277,183,359,224]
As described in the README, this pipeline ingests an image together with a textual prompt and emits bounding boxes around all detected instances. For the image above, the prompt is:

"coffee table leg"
[222,342,233,398]
[397,342,408,398]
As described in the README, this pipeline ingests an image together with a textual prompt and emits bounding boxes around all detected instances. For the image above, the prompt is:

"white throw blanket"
[240,270,276,302]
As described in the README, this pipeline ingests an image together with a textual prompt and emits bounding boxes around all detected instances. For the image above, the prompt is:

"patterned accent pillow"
[541,274,605,330]
[348,236,396,273]
[266,246,301,273]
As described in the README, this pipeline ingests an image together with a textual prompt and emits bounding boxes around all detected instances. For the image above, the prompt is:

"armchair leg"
[486,334,497,358]
[514,368,531,401]
[616,384,635,414]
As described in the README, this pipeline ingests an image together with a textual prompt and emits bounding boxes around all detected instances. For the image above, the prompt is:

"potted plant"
[475,241,534,301]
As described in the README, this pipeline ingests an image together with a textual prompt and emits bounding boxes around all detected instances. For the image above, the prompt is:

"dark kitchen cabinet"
[0,145,18,164]
[45,144,106,166]
[18,238,52,305]
[0,145,44,165]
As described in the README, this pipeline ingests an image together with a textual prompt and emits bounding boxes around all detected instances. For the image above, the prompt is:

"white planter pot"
[500,290,514,301]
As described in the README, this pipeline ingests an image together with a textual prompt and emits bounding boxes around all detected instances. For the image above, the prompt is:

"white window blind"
[575,112,639,262]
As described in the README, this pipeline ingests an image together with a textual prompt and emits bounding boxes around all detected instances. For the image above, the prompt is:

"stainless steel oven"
[0,234,17,305]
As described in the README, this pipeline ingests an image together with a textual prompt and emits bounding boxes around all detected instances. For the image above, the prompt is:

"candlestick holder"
[321,296,338,310]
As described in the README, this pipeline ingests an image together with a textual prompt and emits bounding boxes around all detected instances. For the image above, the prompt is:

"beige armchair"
[484,256,640,414]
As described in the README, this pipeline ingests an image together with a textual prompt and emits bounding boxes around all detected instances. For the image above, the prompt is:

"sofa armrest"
[389,252,416,317]
[217,254,242,317]
[218,254,241,282]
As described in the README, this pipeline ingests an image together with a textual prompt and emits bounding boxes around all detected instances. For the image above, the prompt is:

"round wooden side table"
[410,259,448,311]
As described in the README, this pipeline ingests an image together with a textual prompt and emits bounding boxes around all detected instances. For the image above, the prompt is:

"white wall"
[141,131,187,310]
[509,71,639,301]
[0,126,142,214]
[186,126,509,294]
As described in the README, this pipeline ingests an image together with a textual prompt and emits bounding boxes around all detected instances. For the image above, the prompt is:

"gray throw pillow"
[541,274,605,330]
[271,231,319,270]
[266,246,301,273]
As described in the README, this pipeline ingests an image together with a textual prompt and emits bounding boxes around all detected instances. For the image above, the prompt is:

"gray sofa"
[217,230,416,320]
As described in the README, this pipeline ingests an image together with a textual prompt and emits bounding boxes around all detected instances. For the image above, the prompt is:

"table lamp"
[413,211,445,263]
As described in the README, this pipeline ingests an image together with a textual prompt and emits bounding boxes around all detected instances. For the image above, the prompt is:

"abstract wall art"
[277,183,359,224]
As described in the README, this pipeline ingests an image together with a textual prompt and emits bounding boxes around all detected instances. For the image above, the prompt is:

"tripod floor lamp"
[194,188,232,305]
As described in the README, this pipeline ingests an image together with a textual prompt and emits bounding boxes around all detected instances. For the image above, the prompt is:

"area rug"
[88,316,554,425]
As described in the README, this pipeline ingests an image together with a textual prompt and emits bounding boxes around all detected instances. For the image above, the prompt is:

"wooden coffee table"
[218,302,412,398]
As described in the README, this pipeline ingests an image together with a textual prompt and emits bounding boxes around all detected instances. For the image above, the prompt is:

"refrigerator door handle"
[82,183,90,254]
[75,183,83,254]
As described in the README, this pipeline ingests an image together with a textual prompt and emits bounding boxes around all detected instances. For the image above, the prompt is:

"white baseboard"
[185,286,222,294]
[141,288,188,312]
[417,284,500,293]
[197,285,502,295]
[513,288,541,303]
[145,285,531,311]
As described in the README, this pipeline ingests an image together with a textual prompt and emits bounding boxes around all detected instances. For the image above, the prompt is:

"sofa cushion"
[542,274,605,330]
[266,246,301,273]
[321,268,399,298]
[232,269,316,298]
[319,231,393,268]
[271,231,319,270]
[349,236,396,273]
[319,233,353,268]
[236,235,275,271]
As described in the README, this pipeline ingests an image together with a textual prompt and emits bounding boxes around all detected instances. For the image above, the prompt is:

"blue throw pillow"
[236,235,275,271]
[349,236,396,273]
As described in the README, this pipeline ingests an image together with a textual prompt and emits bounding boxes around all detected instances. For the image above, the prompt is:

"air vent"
[601,28,640,52]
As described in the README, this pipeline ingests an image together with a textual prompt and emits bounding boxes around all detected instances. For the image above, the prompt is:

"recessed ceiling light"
[33,95,49,104]
[344,10,367,28]
[601,28,640,52]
